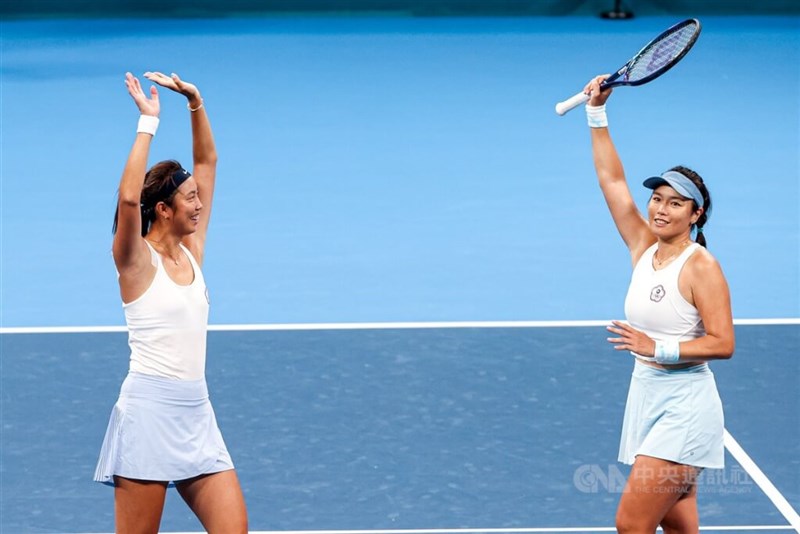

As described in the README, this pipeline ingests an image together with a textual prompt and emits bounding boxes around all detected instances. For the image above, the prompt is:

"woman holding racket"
[94,72,248,533]
[584,75,734,533]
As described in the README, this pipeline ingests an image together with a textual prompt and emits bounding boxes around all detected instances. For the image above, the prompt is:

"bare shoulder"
[181,235,205,267]
[115,241,157,304]
[678,245,730,308]
[630,235,658,267]
[113,236,153,275]
[685,245,727,285]
[687,245,722,270]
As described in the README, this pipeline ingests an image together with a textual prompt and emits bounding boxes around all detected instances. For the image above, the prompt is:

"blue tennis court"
[1,324,798,531]
[1,6,798,533]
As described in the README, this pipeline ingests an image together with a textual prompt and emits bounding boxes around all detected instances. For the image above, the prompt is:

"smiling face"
[156,177,202,235]
[172,177,203,233]
[647,184,701,239]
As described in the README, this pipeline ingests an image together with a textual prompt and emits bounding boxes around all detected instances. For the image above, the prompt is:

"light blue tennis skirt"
[618,361,724,469]
[94,372,234,486]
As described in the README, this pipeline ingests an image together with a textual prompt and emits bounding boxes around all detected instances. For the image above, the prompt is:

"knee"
[235,511,249,534]
[209,517,247,534]
[229,513,248,534]
[615,509,635,534]
[660,515,698,534]
[616,509,652,534]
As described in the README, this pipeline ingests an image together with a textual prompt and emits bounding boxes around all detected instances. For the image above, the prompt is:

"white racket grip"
[555,91,590,116]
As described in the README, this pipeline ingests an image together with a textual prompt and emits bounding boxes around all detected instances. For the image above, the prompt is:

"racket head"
[603,18,702,89]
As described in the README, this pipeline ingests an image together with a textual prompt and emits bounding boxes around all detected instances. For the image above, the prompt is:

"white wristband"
[586,104,608,128]
[654,339,680,364]
[137,115,159,136]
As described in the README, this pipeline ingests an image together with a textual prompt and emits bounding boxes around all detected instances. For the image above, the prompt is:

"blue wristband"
[654,340,680,364]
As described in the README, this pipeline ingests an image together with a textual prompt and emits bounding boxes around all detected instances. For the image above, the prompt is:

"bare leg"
[660,483,699,534]
[616,455,698,534]
[114,476,168,534]
[176,469,248,534]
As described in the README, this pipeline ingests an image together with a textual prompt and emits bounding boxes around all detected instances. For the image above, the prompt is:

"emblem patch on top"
[650,284,666,302]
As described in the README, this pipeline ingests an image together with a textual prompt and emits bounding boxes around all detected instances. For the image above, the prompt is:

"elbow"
[718,340,735,359]
[118,196,140,209]
[117,183,142,207]
[196,151,218,167]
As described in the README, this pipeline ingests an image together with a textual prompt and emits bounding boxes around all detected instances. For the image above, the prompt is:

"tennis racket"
[555,18,702,116]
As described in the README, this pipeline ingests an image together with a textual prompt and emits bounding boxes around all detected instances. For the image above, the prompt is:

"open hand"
[606,320,656,357]
[144,71,200,102]
[125,72,159,117]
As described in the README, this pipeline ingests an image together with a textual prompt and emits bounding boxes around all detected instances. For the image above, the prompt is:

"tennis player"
[94,72,248,533]
[583,75,735,533]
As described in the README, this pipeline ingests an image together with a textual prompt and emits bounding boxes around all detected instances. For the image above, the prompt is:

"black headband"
[141,167,192,212]
[162,167,192,199]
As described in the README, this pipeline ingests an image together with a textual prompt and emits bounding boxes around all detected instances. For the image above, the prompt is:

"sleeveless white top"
[123,241,210,380]
[624,242,705,364]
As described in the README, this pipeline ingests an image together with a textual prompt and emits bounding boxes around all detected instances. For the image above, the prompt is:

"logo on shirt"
[650,284,666,302]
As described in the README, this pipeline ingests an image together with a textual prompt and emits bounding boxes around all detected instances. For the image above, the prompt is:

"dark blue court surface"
[1,324,797,531]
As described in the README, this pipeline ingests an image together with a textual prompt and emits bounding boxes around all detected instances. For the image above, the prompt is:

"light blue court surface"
[1,12,799,534]
[1,15,798,327]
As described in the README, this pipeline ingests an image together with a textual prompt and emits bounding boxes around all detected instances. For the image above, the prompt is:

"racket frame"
[555,18,702,116]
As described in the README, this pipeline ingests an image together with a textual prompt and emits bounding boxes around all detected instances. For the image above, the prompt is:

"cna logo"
[650,285,666,302]
[573,464,754,494]
[574,464,626,493]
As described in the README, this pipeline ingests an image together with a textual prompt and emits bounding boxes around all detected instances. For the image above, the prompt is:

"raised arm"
[113,73,160,281]
[144,72,216,265]
[586,76,655,264]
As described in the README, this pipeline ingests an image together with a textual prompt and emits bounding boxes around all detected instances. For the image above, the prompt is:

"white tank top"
[624,242,705,364]
[123,241,210,380]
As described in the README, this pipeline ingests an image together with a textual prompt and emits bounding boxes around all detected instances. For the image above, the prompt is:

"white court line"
[1,317,799,334]
[2,321,608,334]
[63,525,798,534]
[10,322,800,532]
[724,429,800,532]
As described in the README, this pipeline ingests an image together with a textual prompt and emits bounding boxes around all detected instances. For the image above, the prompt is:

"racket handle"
[555,91,590,116]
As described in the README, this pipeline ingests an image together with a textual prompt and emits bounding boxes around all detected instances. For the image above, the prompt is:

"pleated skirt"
[618,361,724,469]
[94,372,234,486]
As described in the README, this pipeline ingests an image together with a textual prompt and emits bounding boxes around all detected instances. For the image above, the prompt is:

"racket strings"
[628,23,699,82]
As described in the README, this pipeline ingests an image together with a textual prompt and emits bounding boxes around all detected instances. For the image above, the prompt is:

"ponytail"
[669,165,711,248]
[695,225,707,248]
